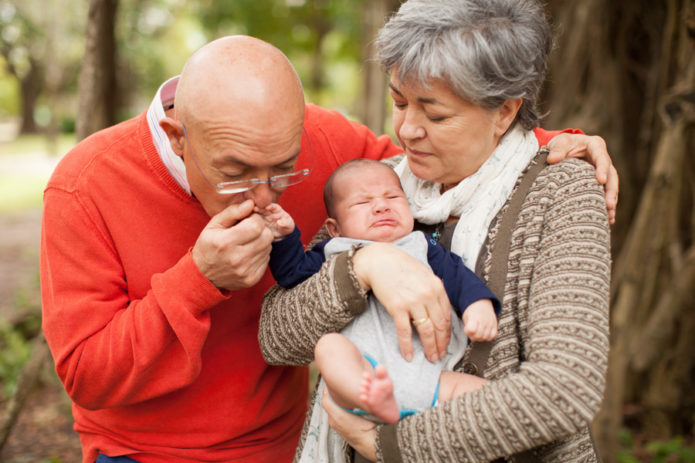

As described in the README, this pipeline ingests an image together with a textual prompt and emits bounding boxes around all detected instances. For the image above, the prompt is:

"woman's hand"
[352,242,452,362]
[546,133,619,224]
[322,390,378,462]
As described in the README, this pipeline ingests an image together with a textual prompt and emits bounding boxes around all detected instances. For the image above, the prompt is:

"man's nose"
[243,182,274,209]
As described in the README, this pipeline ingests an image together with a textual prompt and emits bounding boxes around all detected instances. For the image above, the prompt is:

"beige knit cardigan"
[259,157,611,462]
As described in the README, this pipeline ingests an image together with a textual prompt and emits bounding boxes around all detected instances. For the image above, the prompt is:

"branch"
[629,246,695,373]
[0,332,50,452]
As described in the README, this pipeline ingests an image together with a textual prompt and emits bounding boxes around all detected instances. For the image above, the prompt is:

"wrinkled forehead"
[334,163,403,196]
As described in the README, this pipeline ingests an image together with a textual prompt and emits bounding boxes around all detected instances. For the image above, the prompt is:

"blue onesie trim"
[342,354,439,420]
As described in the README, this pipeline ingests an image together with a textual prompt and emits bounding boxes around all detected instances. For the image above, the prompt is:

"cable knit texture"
[259,157,610,462]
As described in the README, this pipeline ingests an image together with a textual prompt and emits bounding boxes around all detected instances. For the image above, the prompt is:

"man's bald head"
[176,35,305,134]
[160,36,309,218]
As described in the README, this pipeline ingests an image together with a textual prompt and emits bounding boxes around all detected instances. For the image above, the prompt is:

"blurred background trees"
[0,0,694,461]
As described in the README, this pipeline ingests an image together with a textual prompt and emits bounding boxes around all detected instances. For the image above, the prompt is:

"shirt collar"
[146,76,191,194]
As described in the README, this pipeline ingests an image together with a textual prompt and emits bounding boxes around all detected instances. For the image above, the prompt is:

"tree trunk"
[18,62,42,134]
[76,0,119,141]
[544,1,695,460]
[357,0,390,135]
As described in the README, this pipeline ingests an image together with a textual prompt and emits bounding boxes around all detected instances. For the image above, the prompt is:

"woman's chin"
[407,159,439,182]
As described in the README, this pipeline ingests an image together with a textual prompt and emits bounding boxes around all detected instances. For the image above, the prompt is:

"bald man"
[41,36,616,462]
[41,36,400,463]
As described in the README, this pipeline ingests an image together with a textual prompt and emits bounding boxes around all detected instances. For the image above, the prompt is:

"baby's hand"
[256,203,295,240]
[462,299,498,342]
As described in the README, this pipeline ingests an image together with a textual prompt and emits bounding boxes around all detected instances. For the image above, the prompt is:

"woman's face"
[389,73,518,187]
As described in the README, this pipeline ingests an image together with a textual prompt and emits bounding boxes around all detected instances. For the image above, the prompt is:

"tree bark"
[357,0,391,135]
[76,0,119,141]
[18,63,42,134]
[544,1,695,460]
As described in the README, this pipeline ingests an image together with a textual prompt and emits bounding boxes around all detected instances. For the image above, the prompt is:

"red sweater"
[40,104,400,462]
[40,100,569,462]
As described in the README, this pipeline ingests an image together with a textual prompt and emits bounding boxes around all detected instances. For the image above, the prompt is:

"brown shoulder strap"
[467,147,549,463]
[465,147,549,378]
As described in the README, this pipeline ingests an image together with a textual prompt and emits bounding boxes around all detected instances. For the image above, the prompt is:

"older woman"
[259,0,611,461]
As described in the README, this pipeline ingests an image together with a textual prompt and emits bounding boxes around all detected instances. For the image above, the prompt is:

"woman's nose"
[398,111,425,141]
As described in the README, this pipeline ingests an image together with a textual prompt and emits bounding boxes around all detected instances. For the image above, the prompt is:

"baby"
[261,158,499,423]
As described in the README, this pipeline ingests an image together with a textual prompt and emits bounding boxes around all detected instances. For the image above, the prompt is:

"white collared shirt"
[146,76,191,194]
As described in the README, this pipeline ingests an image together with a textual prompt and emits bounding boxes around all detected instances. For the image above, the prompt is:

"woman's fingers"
[352,243,453,361]
[321,389,378,461]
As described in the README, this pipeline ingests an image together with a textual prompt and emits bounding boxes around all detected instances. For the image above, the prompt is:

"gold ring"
[411,317,429,327]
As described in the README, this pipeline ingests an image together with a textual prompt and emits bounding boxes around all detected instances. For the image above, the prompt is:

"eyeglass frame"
[181,122,314,195]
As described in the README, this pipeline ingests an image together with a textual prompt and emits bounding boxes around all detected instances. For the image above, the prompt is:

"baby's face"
[329,165,414,242]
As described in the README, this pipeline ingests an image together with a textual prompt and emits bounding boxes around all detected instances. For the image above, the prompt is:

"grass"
[0,175,53,213]
[0,133,75,213]
[0,133,75,157]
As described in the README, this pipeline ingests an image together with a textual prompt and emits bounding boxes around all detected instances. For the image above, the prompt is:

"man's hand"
[352,243,452,363]
[192,199,274,291]
[547,133,619,224]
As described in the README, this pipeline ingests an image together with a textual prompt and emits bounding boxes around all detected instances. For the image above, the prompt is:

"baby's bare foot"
[359,364,400,423]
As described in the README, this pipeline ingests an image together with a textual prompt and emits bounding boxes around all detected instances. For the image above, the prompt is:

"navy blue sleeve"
[269,226,328,288]
[426,235,501,317]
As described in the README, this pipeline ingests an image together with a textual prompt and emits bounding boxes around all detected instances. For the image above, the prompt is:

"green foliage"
[619,428,695,463]
[0,321,32,399]
[619,428,641,463]
[190,0,365,112]
[0,133,75,212]
[0,57,20,117]
[646,437,695,463]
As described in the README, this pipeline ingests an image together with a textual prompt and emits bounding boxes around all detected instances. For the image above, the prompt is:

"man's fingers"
[211,199,255,229]
[584,135,610,184]
[605,164,619,225]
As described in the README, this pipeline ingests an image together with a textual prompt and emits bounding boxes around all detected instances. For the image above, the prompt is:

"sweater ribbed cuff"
[334,246,368,317]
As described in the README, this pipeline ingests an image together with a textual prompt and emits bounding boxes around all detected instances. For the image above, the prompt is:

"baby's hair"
[323,159,403,218]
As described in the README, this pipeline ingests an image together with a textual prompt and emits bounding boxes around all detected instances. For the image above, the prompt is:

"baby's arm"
[265,212,329,289]
[256,203,295,240]
[425,235,501,340]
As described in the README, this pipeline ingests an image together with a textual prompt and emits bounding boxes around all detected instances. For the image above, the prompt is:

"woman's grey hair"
[376,0,552,130]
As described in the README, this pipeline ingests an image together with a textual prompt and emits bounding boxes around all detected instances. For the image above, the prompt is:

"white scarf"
[394,125,539,269]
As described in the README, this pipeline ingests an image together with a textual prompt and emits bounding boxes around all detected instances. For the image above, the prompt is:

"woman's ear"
[494,98,523,137]
[325,218,341,238]
[159,117,185,158]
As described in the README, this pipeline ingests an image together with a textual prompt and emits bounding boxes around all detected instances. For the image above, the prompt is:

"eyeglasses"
[182,123,313,195]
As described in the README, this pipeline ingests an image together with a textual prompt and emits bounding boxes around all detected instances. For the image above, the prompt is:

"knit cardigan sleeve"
[378,159,611,462]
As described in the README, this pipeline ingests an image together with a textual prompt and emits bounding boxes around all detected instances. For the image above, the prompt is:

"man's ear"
[159,117,185,158]
[494,98,523,137]
[325,218,341,238]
